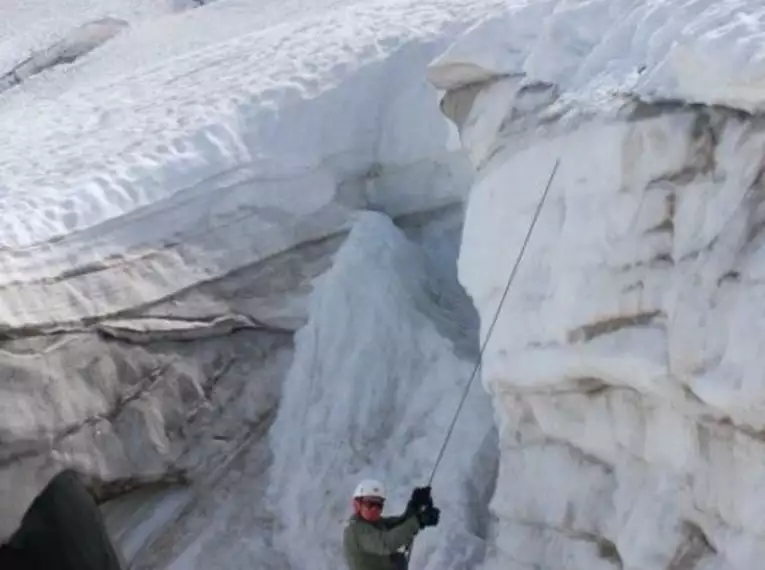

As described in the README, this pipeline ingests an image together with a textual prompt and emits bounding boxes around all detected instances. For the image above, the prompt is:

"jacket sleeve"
[350,516,420,555]
[379,513,408,528]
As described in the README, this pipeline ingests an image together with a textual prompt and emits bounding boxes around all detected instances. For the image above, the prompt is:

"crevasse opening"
[7,0,765,569]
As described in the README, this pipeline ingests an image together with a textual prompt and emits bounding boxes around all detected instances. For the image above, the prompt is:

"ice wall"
[429,1,765,569]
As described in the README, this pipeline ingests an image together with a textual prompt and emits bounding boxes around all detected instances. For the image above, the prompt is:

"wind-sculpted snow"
[0,0,507,330]
[0,18,128,94]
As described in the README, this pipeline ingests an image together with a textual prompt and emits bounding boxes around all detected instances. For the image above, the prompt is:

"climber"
[342,478,440,570]
[0,469,123,570]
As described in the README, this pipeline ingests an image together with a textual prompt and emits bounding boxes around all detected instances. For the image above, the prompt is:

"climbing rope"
[405,156,560,560]
[427,156,560,484]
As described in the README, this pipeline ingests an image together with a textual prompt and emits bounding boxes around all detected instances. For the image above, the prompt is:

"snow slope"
[428,1,765,569]
[0,0,176,70]
[0,0,483,328]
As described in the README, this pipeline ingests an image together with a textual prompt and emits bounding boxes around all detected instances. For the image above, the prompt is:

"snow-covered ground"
[0,0,485,328]
[4,0,765,569]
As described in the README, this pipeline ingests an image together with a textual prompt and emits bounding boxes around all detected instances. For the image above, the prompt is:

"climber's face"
[354,496,385,522]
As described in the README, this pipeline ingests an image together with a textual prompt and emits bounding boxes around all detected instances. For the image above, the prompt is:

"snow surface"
[0,0,180,72]
[0,0,484,328]
[0,18,130,95]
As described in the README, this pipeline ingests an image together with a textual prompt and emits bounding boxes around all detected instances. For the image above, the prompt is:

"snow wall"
[427,1,765,569]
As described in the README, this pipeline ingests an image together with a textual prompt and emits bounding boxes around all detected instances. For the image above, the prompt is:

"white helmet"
[353,479,386,499]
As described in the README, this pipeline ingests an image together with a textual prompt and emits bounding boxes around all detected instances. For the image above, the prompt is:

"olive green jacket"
[342,513,420,570]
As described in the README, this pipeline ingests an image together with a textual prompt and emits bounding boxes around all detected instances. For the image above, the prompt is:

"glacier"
[3,0,765,569]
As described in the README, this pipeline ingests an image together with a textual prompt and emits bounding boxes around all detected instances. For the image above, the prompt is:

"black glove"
[416,505,440,528]
[404,486,432,517]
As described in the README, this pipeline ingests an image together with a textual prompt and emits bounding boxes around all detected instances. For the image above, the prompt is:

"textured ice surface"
[429,1,765,568]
